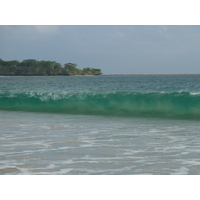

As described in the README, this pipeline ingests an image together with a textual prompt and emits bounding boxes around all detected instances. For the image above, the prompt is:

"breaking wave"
[1,91,200,119]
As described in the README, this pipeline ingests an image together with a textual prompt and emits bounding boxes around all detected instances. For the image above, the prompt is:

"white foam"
[58,168,73,174]
[190,92,200,95]
[47,164,56,169]
[171,167,189,175]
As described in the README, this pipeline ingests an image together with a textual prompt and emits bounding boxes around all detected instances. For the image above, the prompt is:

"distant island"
[0,59,102,76]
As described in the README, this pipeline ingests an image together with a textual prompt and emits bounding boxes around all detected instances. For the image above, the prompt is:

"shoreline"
[0,74,99,77]
[1,74,200,77]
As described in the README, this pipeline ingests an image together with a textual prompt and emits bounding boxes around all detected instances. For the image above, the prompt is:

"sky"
[1,25,200,74]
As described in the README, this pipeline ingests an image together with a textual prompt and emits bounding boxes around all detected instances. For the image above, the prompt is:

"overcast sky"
[1,25,200,74]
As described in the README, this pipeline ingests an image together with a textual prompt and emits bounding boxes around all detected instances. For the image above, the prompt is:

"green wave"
[1,91,200,119]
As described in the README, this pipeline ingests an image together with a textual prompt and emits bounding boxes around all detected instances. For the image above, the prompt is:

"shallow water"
[1,110,200,174]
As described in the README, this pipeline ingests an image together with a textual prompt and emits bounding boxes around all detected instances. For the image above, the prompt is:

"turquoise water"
[1,75,200,174]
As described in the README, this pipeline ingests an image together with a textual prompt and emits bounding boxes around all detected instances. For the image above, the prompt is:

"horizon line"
[101,73,200,76]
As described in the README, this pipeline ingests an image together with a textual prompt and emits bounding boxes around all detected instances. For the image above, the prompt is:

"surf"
[1,91,200,119]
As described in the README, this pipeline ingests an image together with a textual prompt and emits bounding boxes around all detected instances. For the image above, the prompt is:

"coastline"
[0,59,102,76]
[0,74,99,76]
[1,73,200,77]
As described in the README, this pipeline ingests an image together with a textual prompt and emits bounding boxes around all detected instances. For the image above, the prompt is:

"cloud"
[34,25,60,35]
[2,25,200,74]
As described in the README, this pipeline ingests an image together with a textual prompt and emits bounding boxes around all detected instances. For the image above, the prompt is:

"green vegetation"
[0,59,102,76]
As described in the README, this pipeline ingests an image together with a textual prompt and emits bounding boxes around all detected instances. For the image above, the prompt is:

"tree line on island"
[0,59,102,76]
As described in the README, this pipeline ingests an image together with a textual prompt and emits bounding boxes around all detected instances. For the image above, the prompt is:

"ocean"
[1,75,200,175]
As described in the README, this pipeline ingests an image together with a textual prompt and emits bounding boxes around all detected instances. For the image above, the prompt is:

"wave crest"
[1,91,200,119]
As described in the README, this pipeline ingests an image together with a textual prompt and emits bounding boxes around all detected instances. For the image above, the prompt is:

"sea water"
[1,75,200,174]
